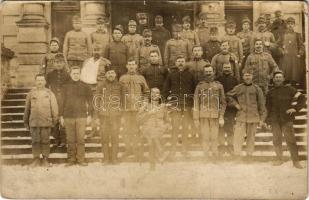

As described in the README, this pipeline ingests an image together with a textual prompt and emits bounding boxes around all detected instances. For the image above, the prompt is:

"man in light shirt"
[80,45,111,137]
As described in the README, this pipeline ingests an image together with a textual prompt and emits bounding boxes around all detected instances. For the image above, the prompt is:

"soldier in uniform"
[237,17,253,69]
[164,24,190,68]
[163,55,196,158]
[105,25,129,78]
[211,40,240,81]
[137,29,162,72]
[63,15,92,68]
[46,54,70,148]
[24,74,58,167]
[227,69,266,161]
[136,12,149,35]
[141,50,168,92]
[203,27,221,62]
[270,10,287,42]
[186,45,210,84]
[180,15,200,53]
[250,16,277,57]
[121,20,143,62]
[244,38,279,95]
[152,15,171,60]
[40,37,68,75]
[90,17,110,56]
[222,20,243,64]
[266,70,305,169]
[193,64,226,161]
[196,12,210,48]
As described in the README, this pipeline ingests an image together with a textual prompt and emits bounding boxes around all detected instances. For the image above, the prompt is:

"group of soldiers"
[23,11,306,170]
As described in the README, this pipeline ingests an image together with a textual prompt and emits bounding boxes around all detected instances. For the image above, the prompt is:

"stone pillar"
[16,3,49,86]
[199,1,226,37]
[80,1,108,35]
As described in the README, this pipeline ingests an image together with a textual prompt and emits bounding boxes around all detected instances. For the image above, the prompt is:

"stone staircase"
[1,88,307,165]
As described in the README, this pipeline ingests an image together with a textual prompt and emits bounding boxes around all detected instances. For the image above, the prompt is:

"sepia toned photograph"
[0,0,308,199]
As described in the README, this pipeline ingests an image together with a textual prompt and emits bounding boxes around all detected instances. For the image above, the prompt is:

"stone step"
[5,88,31,94]
[1,106,25,113]
[3,93,28,100]
[1,113,24,121]
[1,99,26,106]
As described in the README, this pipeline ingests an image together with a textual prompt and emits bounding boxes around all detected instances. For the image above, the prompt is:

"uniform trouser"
[64,118,87,163]
[234,122,258,156]
[52,122,66,145]
[122,112,141,155]
[67,60,84,69]
[170,111,192,152]
[218,114,235,152]
[200,118,219,155]
[30,127,51,158]
[88,84,99,135]
[272,121,299,162]
[100,115,120,161]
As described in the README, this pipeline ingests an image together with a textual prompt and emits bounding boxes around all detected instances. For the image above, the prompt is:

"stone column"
[80,1,108,35]
[16,3,49,86]
[199,1,226,37]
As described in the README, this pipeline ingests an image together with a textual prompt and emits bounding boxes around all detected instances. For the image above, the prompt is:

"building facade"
[0,1,306,86]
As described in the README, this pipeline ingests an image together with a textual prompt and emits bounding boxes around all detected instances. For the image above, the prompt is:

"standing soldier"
[46,54,71,148]
[193,64,226,161]
[105,25,129,78]
[244,38,279,95]
[227,70,266,161]
[141,50,168,92]
[119,58,150,161]
[122,20,143,62]
[40,37,68,75]
[152,15,171,59]
[211,40,240,82]
[278,17,305,86]
[95,66,122,165]
[222,20,243,64]
[180,15,200,53]
[90,17,110,56]
[266,70,305,169]
[138,29,162,72]
[60,67,93,166]
[237,17,253,69]
[136,12,149,35]
[216,62,239,155]
[163,55,195,158]
[270,10,287,42]
[24,74,58,167]
[186,45,210,84]
[196,12,210,48]
[203,27,221,62]
[250,16,277,57]
[63,15,92,68]
[164,24,190,68]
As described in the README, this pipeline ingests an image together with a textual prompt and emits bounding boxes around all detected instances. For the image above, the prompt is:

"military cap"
[242,68,254,75]
[275,10,282,17]
[273,69,284,77]
[176,54,186,60]
[209,27,218,35]
[225,20,236,28]
[105,65,116,72]
[142,29,152,37]
[242,17,251,24]
[96,17,105,24]
[72,15,81,22]
[50,37,60,45]
[286,17,296,24]
[114,24,124,33]
[155,15,163,23]
[136,12,147,20]
[128,20,137,26]
[172,24,182,32]
[264,14,271,19]
[182,15,191,23]
[256,16,266,24]
[199,12,207,19]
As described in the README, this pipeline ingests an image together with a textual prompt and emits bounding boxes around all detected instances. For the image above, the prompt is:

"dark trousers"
[272,121,299,162]
[218,113,235,153]
[100,115,120,162]
[64,118,87,163]
[30,127,51,158]
[170,110,193,152]
[52,122,66,145]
